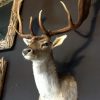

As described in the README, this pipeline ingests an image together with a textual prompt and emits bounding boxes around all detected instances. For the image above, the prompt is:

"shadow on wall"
[55,0,100,76]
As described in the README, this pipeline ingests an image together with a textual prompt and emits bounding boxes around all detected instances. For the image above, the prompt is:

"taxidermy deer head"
[15,0,91,100]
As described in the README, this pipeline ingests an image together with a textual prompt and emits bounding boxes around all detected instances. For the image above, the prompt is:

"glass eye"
[44,43,49,46]
[42,42,49,47]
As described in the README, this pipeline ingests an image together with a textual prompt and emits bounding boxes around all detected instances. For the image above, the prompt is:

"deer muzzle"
[22,48,32,55]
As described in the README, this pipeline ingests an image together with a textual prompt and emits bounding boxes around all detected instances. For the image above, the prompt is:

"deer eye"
[42,42,49,48]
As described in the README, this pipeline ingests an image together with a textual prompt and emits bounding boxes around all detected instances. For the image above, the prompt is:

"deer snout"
[22,48,32,55]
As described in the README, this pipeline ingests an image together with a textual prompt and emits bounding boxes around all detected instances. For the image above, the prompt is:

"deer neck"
[32,55,60,97]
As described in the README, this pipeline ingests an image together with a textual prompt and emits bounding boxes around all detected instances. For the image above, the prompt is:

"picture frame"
[0,0,23,50]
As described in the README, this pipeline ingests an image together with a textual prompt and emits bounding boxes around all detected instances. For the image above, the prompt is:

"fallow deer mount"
[15,0,91,100]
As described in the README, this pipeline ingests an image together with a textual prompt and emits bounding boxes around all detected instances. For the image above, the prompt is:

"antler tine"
[60,1,74,27]
[17,3,23,34]
[29,16,35,35]
[77,0,91,26]
[50,1,74,35]
[39,10,50,36]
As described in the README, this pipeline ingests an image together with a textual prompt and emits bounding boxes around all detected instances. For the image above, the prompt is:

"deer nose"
[22,48,32,55]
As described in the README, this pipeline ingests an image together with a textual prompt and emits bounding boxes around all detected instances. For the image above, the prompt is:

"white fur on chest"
[32,60,59,97]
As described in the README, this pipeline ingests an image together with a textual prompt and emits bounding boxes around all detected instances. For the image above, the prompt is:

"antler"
[39,0,91,36]
[15,5,35,39]
[39,10,49,36]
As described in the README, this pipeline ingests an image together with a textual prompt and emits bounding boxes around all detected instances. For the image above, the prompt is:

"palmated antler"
[39,0,91,36]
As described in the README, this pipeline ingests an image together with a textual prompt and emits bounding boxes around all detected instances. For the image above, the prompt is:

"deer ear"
[23,38,32,46]
[52,35,67,48]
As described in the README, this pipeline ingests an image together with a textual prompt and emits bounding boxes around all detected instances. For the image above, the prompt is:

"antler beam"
[15,7,34,39]
[16,0,91,39]
[39,0,91,36]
